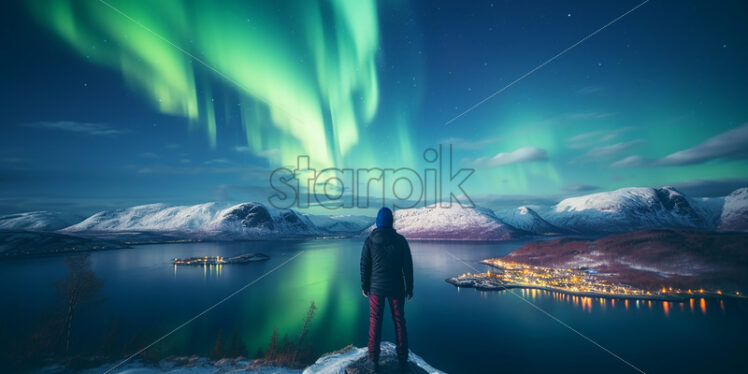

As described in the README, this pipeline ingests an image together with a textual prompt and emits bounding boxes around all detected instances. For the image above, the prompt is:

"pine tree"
[210,331,224,360]
[264,327,278,361]
[227,327,247,357]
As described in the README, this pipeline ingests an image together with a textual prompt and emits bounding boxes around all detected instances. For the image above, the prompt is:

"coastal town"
[446,258,741,301]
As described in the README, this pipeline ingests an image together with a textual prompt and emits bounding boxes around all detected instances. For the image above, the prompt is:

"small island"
[173,253,269,265]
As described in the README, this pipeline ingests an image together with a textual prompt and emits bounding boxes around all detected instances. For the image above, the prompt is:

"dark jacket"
[360,227,414,298]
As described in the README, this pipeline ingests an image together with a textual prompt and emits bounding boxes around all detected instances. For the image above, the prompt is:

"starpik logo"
[267,145,475,210]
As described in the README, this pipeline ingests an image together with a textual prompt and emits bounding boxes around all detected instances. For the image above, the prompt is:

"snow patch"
[719,187,748,232]
[367,204,519,240]
[304,342,445,374]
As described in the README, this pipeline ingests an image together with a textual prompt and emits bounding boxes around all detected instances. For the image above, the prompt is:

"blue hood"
[376,207,393,228]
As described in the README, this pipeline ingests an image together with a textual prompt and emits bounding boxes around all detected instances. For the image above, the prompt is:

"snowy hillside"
[719,187,748,232]
[63,202,323,239]
[0,211,84,231]
[544,186,712,233]
[303,214,374,233]
[368,204,521,240]
[495,206,564,234]
[64,203,220,233]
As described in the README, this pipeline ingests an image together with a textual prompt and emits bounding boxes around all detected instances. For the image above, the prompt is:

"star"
[567,13,572,17]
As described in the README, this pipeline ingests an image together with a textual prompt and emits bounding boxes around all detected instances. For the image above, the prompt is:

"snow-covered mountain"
[303,213,374,233]
[2,185,745,245]
[544,186,713,233]
[719,187,748,232]
[63,202,324,239]
[368,204,521,240]
[0,211,84,232]
[495,206,564,234]
[64,203,219,233]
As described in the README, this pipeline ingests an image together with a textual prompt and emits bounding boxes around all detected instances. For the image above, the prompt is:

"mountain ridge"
[0,186,745,244]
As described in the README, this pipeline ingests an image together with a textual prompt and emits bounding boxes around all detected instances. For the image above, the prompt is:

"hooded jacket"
[360,226,414,298]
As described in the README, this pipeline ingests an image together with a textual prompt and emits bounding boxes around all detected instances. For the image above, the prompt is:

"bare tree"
[55,255,103,355]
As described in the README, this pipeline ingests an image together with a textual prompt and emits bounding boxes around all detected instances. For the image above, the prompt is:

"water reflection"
[513,288,730,317]
[1,238,747,374]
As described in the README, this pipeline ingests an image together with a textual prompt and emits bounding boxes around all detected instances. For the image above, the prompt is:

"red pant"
[368,294,408,363]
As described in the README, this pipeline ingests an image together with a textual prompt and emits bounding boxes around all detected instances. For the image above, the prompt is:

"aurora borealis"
[27,0,382,167]
[1,0,747,214]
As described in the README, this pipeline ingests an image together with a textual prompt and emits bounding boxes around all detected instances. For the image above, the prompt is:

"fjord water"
[2,239,747,373]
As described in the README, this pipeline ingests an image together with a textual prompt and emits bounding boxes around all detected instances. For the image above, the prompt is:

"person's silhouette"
[360,207,414,372]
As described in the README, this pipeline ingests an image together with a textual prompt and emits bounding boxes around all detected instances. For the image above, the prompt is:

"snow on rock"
[63,203,219,233]
[719,187,748,232]
[494,206,563,235]
[209,203,322,237]
[303,214,374,233]
[304,342,444,374]
[367,205,520,240]
[60,202,380,240]
[545,186,711,233]
[63,202,323,238]
[68,342,444,374]
[0,211,85,232]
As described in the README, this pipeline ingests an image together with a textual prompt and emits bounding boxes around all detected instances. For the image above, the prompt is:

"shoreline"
[445,277,745,302]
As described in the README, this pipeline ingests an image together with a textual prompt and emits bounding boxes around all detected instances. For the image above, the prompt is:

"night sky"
[1,0,747,214]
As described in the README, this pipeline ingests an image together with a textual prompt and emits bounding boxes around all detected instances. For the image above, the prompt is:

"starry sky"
[1,0,747,215]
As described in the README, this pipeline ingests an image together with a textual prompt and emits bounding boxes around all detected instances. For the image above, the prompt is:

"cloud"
[561,183,599,192]
[26,121,128,136]
[670,177,748,197]
[574,139,644,163]
[566,127,635,149]
[585,139,644,159]
[657,123,748,166]
[611,124,748,168]
[234,146,251,153]
[139,152,160,159]
[440,136,503,150]
[466,146,548,168]
[468,193,564,210]
[611,155,648,168]
[203,158,232,165]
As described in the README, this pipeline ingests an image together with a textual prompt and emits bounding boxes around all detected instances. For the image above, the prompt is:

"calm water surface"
[1,238,747,373]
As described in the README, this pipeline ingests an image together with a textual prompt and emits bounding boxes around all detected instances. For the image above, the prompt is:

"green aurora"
[3,0,746,210]
[29,0,385,168]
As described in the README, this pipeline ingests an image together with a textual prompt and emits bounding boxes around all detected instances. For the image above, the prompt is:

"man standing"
[360,207,414,372]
